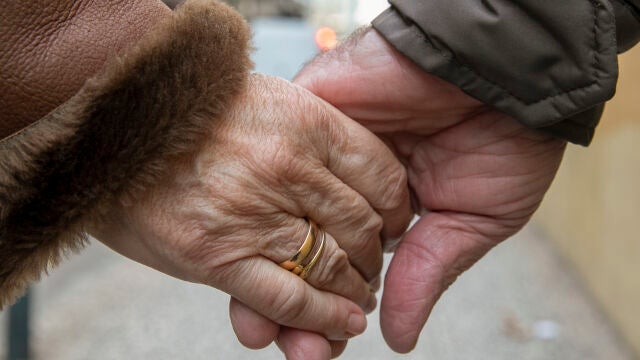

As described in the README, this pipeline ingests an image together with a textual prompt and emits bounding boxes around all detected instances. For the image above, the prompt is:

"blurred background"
[2,0,639,359]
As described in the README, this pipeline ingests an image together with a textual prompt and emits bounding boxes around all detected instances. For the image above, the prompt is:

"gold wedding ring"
[279,219,326,280]
[299,230,325,280]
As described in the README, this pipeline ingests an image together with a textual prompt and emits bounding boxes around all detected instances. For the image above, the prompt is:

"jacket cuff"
[373,1,629,145]
[0,0,252,308]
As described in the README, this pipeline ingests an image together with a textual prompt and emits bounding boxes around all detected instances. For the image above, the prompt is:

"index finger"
[214,257,368,341]
[318,104,414,240]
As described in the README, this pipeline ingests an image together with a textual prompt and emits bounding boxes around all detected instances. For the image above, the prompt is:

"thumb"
[293,54,350,100]
[293,28,392,104]
[380,212,496,353]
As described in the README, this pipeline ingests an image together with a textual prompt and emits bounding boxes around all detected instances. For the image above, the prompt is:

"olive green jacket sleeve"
[373,0,640,145]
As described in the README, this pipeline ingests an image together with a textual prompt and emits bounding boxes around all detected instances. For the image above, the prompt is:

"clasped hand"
[230,28,566,358]
[93,28,566,360]
[92,72,413,356]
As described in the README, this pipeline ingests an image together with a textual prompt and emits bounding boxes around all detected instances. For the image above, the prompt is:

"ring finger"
[259,215,376,313]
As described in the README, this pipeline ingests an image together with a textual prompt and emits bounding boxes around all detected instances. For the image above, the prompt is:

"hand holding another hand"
[96,27,566,358]
[294,28,567,352]
[90,74,412,353]
[230,28,566,356]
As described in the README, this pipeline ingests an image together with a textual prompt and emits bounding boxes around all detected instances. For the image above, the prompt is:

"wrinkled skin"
[92,74,413,344]
[230,29,566,358]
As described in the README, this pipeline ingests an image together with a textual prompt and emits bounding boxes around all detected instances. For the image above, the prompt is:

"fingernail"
[347,313,367,337]
[364,294,378,314]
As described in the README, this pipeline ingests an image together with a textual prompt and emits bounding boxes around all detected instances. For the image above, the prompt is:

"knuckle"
[353,215,384,279]
[379,164,409,210]
[262,140,297,175]
[257,218,308,262]
[306,101,334,134]
[264,146,314,187]
[364,213,384,236]
[271,283,309,324]
[334,194,379,243]
[314,248,350,289]
[281,85,332,139]
[309,107,347,161]
[348,229,376,265]
[352,211,383,245]
[348,195,376,224]
[340,203,382,257]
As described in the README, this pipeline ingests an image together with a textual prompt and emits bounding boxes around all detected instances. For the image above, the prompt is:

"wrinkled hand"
[230,28,566,356]
[296,28,567,353]
[90,74,413,349]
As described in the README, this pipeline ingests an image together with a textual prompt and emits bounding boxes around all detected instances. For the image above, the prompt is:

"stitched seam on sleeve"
[402,1,603,106]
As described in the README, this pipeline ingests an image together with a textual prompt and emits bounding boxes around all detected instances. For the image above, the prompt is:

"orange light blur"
[315,27,338,51]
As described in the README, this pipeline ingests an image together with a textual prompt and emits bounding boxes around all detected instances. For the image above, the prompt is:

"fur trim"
[0,0,252,308]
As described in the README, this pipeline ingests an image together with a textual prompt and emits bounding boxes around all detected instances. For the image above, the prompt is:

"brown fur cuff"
[0,0,252,308]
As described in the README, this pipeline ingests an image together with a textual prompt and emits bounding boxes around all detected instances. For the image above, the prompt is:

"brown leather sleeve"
[0,0,171,140]
[0,0,252,309]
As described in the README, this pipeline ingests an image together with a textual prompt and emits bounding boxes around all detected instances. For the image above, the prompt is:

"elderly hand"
[296,28,567,353]
[232,28,567,357]
[90,74,413,347]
